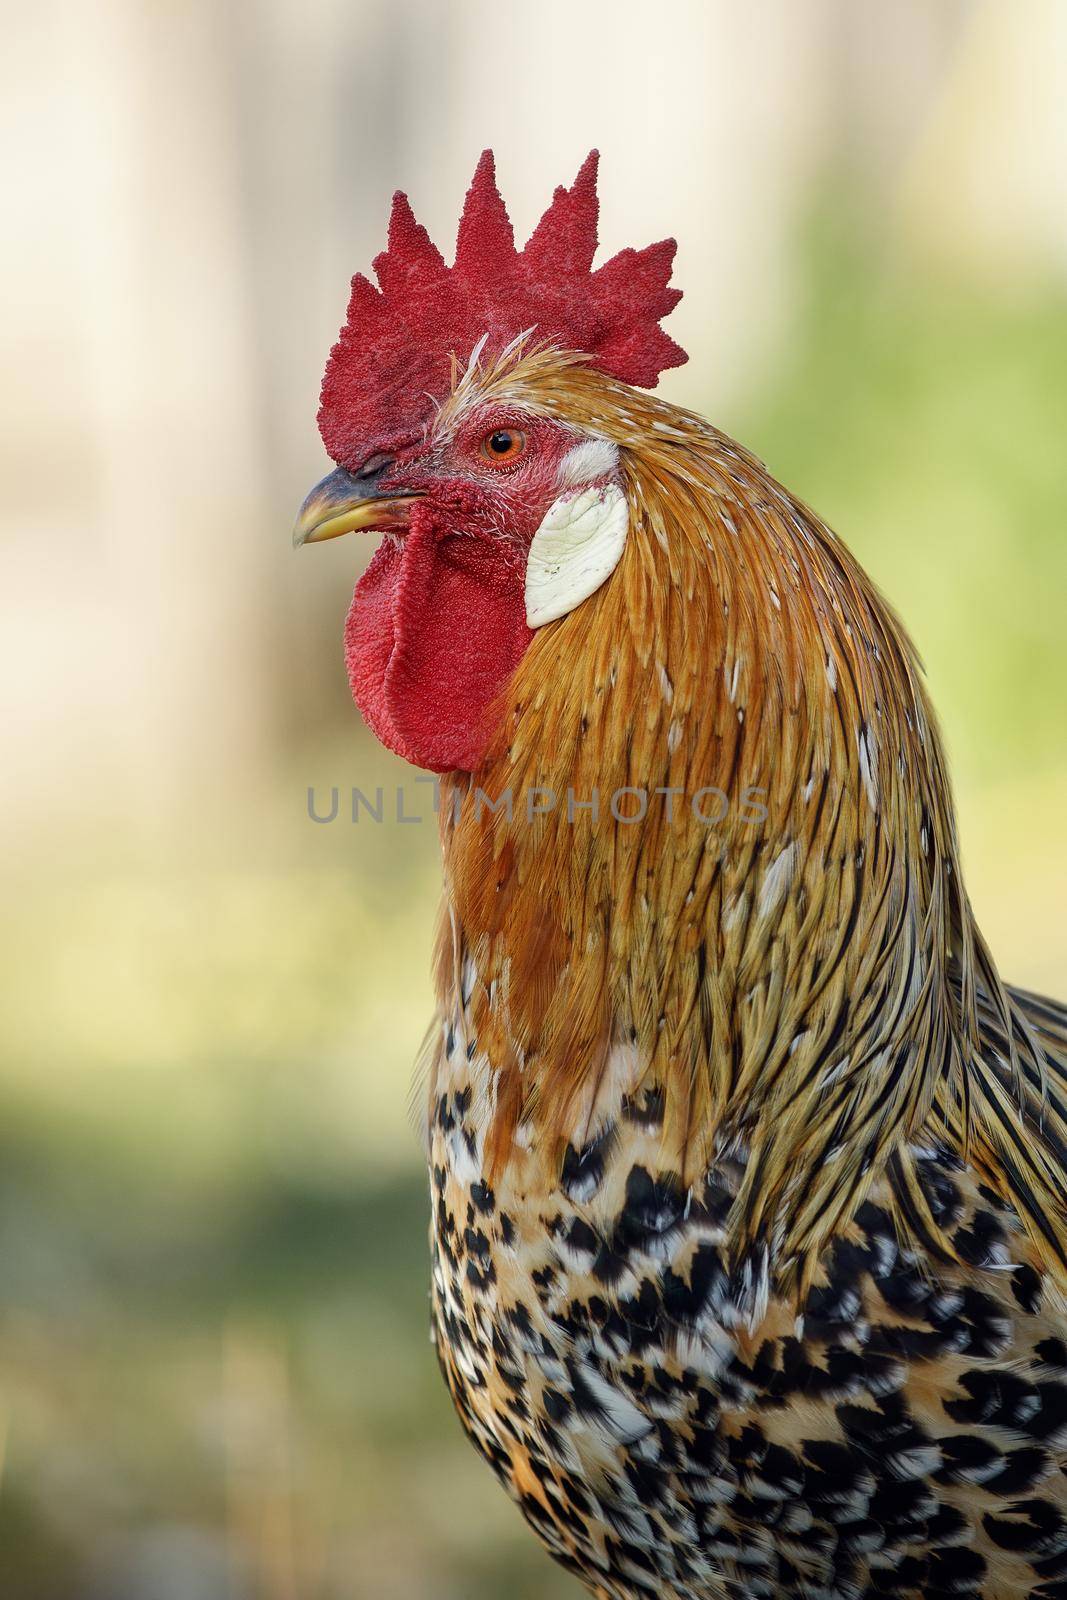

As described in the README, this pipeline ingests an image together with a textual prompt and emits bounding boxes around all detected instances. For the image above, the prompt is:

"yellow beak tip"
[292,492,421,549]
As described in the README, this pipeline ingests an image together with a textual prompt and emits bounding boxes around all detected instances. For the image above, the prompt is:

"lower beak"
[293,466,420,547]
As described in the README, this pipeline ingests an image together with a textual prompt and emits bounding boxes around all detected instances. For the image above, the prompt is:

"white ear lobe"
[524,485,629,628]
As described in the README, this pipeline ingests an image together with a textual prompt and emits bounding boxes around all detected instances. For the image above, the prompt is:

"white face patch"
[555,437,619,489]
[524,482,629,628]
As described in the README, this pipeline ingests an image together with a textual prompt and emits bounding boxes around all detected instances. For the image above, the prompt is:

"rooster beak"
[292,466,420,547]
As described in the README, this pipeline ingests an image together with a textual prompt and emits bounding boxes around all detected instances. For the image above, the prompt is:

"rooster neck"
[428,369,1052,1290]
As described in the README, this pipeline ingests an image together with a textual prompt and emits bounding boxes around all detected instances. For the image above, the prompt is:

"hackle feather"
[432,345,1067,1298]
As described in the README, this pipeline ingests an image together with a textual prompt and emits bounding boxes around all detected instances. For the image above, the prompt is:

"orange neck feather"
[431,352,1055,1290]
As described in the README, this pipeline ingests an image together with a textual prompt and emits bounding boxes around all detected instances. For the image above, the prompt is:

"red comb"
[318,151,686,471]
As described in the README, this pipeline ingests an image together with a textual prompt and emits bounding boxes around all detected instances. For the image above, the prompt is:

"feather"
[431,342,1067,1296]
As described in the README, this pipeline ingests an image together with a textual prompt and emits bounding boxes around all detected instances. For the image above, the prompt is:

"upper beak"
[292,466,420,548]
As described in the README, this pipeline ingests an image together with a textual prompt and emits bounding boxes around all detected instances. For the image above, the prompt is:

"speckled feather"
[419,346,1067,1598]
[430,1000,1067,1600]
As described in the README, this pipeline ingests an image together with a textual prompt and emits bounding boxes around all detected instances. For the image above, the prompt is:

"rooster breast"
[428,1016,1067,1600]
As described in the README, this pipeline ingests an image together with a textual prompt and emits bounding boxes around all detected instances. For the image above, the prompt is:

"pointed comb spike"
[524,149,600,277]
[593,324,688,388]
[454,149,516,280]
[570,147,600,200]
[374,191,446,293]
[592,240,680,317]
[343,272,383,325]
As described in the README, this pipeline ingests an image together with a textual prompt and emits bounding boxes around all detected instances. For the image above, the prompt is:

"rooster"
[295,153,1067,1600]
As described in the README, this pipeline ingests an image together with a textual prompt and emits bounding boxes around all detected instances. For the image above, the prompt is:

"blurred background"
[2,0,1066,1595]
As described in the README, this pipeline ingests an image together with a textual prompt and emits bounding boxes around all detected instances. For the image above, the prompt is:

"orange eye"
[480,428,527,466]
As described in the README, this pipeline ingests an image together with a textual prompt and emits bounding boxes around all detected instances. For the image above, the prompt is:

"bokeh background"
[2,1,1066,1595]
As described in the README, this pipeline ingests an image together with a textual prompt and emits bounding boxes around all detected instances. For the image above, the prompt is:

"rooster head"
[294,151,686,772]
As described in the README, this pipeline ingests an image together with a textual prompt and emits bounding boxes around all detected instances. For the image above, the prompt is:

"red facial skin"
[344,409,588,773]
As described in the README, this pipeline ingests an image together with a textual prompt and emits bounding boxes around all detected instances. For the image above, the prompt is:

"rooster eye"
[481,428,526,465]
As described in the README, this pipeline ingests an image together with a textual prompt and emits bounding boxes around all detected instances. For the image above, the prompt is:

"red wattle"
[345,513,533,773]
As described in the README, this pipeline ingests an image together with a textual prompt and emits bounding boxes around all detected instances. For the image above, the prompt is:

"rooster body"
[430,997,1067,1600]
[297,155,1067,1599]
